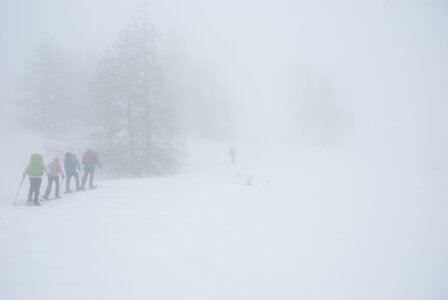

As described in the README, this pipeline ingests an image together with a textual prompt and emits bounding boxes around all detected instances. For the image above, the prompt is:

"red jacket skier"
[43,157,65,200]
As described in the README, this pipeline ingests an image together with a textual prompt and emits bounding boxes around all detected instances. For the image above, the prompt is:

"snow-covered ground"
[1,141,447,300]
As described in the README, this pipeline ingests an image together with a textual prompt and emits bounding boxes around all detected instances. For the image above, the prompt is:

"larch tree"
[90,18,178,177]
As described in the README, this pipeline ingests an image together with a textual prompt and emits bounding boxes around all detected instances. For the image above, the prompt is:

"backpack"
[48,161,58,175]
[82,150,95,164]
[27,154,44,177]
[64,152,76,170]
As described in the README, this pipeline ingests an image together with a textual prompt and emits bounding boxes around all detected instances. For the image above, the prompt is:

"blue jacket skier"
[64,152,81,193]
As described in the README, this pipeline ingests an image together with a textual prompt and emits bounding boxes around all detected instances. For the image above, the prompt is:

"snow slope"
[0,143,447,300]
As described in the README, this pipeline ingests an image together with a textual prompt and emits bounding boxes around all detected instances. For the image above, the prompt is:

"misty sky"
[1,0,447,162]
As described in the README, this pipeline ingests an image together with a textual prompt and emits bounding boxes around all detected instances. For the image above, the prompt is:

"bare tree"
[21,41,73,135]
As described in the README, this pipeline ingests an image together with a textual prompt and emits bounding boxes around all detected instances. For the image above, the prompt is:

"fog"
[2,0,447,151]
[1,0,447,298]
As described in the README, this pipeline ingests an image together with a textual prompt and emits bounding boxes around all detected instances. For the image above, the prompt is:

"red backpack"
[82,149,95,164]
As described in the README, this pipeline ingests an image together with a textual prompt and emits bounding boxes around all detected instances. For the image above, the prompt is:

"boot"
[33,200,41,206]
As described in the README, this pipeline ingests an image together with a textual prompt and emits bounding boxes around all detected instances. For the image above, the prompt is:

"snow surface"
[1,142,447,300]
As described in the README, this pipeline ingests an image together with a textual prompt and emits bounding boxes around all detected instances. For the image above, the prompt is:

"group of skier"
[22,149,102,206]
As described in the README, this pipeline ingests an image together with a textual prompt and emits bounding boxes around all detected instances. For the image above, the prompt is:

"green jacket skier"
[23,154,48,206]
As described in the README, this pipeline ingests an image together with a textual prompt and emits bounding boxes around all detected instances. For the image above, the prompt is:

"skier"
[64,152,81,193]
[43,157,65,200]
[80,149,102,190]
[229,146,237,164]
[23,154,48,206]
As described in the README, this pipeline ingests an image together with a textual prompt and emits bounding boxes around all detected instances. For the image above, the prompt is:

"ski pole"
[13,175,26,206]
[101,167,103,187]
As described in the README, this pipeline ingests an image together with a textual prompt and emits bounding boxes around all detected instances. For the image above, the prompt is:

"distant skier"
[80,149,102,190]
[23,154,48,206]
[229,146,237,164]
[64,152,81,193]
[43,157,65,200]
